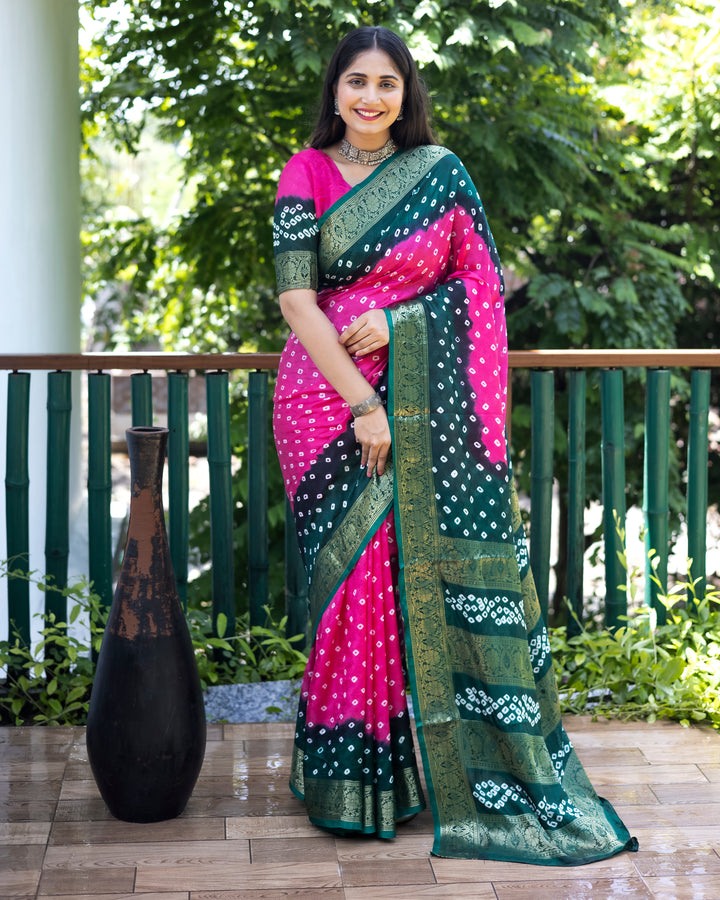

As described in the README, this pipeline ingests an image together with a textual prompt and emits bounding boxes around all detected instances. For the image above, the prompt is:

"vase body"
[86,426,206,822]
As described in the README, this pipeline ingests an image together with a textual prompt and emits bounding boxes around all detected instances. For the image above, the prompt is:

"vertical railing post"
[530,370,554,622]
[601,369,627,627]
[284,497,309,645]
[168,371,189,609]
[87,372,113,617]
[687,369,710,604]
[248,371,269,627]
[566,370,586,635]
[131,371,153,427]
[643,369,670,623]
[5,371,31,648]
[206,371,235,637]
[45,370,72,624]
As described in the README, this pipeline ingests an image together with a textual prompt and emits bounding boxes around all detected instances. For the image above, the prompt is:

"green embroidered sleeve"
[275,250,318,293]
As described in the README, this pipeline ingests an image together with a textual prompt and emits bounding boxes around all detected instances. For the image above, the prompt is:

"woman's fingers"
[339,311,389,356]
[353,407,391,477]
[365,441,391,477]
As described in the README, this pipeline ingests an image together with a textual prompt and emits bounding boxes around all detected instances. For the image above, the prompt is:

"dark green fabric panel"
[388,299,637,863]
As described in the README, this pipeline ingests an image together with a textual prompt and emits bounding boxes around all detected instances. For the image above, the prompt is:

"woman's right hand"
[278,289,392,477]
[353,405,391,477]
[339,309,390,358]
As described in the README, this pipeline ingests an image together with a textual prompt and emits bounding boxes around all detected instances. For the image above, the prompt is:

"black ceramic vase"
[86,426,206,822]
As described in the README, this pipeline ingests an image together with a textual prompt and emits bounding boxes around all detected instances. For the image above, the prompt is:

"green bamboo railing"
[45,371,72,624]
[644,369,671,624]
[529,371,554,622]
[601,369,627,628]
[1,349,717,652]
[167,372,189,609]
[248,371,270,627]
[688,370,711,605]
[566,370,586,636]
[87,373,113,617]
[5,372,31,649]
[131,371,153,427]
[206,371,235,638]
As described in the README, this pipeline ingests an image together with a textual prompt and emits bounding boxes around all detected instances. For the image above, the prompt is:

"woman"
[273,26,637,865]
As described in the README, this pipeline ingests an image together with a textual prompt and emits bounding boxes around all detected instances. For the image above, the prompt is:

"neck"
[342,129,392,152]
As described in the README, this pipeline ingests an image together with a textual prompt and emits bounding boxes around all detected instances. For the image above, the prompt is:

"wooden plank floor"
[3,716,720,899]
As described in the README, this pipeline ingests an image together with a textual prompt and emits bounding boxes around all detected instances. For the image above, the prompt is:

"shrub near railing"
[551,545,720,732]
[0,565,105,725]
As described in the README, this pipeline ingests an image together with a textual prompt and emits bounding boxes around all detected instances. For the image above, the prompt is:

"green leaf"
[507,19,549,47]
[446,19,476,47]
[659,657,685,685]
[612,276,638,307]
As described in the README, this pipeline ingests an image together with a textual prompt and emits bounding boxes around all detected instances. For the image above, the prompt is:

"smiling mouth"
[354,109,384,120]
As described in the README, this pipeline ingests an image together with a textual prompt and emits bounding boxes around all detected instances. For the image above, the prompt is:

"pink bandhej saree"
[273,146,638,863]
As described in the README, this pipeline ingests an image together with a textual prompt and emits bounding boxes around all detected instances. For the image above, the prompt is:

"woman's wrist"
[350,392,383,417]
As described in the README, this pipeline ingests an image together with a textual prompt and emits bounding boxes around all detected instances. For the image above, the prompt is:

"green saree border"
[307,466,394,639]
[385,302,474,854]
[319,146,452,271]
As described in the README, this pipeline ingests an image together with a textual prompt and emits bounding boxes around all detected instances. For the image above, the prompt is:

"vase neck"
[126,427,169,495]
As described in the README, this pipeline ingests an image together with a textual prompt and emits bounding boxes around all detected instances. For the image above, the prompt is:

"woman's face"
[334,48,405,149]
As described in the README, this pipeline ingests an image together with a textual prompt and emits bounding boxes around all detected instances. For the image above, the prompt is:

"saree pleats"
[290,511,425,836]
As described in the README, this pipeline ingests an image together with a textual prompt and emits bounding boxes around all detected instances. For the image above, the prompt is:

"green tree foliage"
[81,0,649,345]
[80,0,717,351]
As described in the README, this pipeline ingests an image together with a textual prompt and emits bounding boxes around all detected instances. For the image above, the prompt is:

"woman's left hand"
[339,310,389,358]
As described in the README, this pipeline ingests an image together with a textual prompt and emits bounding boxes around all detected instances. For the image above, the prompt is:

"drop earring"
[334,99,340,115]
[397,106,404,121]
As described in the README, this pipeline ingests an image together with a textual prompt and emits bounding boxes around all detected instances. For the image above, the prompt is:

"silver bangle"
[350,392,383,417]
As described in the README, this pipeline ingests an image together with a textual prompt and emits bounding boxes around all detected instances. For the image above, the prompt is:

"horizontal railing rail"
[1,350,718,656]
[2,348,720,370]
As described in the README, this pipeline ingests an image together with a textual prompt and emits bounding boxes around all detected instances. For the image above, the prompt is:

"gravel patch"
[203,680,300,723]
[203,681,416,722]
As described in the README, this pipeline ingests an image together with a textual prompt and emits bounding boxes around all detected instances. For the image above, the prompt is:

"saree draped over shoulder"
[273,146,638,864]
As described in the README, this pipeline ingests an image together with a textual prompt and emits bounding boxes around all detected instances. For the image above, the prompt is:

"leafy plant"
[188,607,308,689]
[0,565,307,726]
[0,568,107,726]
[551,556,720,731]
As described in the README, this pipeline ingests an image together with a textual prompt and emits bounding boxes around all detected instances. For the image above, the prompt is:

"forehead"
[339,48,402,79]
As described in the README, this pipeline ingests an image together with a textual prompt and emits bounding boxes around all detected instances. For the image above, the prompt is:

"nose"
[362,86,379,104]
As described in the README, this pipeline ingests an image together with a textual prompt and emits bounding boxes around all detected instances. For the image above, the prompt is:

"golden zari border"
[275,249,318,293]
[308,464,394,635]
[388,301,481,846]
[319,146,451,271]
[290,742,423,834]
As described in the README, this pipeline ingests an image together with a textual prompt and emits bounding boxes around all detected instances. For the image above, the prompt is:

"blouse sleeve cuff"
[275,250,318,293]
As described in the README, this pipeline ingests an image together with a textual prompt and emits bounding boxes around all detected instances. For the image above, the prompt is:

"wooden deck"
[3,715,720,899]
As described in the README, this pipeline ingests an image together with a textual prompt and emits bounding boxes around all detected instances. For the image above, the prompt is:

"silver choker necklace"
[338,137,397,166]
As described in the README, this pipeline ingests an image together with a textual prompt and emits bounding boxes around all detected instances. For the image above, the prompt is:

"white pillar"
[0,0,81,641]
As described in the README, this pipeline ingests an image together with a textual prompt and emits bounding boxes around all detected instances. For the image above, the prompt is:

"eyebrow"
[345,71,400,80]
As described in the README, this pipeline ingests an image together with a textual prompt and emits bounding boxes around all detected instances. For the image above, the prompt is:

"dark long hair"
[309,27,436,150]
